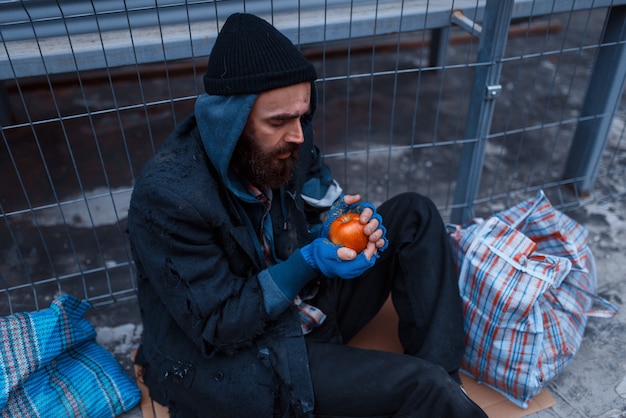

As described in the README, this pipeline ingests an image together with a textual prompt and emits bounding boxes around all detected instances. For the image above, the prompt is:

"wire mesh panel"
[472,5,626,216]
[1,0,625,315]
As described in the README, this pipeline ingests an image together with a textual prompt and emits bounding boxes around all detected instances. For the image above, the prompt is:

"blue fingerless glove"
[370,212,390,252]
[320,194,376,238]
[300,238,375,279]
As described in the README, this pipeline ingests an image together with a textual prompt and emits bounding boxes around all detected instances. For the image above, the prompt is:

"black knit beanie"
[203,13,317,96]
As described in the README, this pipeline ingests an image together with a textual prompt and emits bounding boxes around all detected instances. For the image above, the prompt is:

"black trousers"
[304,192,487,418]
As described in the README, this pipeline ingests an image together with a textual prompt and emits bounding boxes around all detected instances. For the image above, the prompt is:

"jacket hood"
[194,93,257,202]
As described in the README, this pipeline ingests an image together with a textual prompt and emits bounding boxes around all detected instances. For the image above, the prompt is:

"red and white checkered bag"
[450,190,617,408]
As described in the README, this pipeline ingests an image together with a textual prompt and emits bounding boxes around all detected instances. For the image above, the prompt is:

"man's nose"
[285,120,305,144]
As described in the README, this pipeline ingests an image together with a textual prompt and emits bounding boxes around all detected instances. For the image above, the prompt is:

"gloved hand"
[300,237,375,279]
[320,194,376,239]
[368,212,389,252]
[321,194,389,253]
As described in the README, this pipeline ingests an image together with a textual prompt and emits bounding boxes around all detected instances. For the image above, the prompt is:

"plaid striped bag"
[450,190,617,408]
[0,294,141,417]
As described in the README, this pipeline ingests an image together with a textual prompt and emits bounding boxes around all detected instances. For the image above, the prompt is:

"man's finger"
[343,194,361,205]
[337,246,357,261]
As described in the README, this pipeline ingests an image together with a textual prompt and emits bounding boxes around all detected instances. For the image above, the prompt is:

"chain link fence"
[1,0,625,315]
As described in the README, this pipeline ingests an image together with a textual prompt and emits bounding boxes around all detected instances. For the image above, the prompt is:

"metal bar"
[451,10,483,37]
[429,27,450,68]
[8,0,622,81]
[2,0,624,42]
[562,5,626,195]
[451,0,515,224]
[0,0,451,80]
[0,82,10,126]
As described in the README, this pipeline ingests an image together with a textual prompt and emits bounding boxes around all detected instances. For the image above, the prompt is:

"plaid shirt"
[243,180,326,334]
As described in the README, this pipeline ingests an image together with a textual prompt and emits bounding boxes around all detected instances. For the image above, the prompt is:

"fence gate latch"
[486,85,502,99]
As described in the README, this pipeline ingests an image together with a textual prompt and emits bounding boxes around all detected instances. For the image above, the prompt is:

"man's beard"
[232,134,300,189]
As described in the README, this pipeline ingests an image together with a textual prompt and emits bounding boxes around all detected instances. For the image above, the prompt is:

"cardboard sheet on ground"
[347,296,557,418]
[133,357,170,418]
[133,296,556,417]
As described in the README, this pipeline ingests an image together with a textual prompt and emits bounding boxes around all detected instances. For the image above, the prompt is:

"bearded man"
[128,12,487,418]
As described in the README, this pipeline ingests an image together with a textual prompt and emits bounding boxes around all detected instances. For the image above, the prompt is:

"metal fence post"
[429,28,450,68]
[451,0,515,224]
[562,5,626,195]
[0,82,10,127]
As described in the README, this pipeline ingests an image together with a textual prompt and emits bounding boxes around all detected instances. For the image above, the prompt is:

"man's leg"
[306,341,487,418]
[303,192,484,416]
[315,192,466,374]
[377,192,465,373]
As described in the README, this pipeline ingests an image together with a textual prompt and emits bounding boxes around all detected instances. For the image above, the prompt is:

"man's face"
[233,82,311,189]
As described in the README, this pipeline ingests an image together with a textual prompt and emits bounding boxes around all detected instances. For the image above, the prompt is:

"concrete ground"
[528,199,626,418]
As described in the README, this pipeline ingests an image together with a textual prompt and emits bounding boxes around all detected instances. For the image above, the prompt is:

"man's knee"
[391,355,453,394]
[391,358,487,417]
[382,192,438,220]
